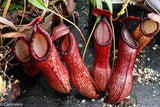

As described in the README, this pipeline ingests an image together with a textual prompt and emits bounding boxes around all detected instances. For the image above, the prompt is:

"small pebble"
[91,99,95,102]
[138,78,142,84]
[102,103,106,107]
[153,90,156,93]
[134,64,137,68]
[152,47,156,50]
[138,69,143,74]
[81,99,86,103]
[23,90,27,93]
[154,44,158,47]
[156,74,160,77]
[106,104,112,107]
[133,103,136,107]
[125,96,131,99]
[136,58,139,62]
[99,98,104,102]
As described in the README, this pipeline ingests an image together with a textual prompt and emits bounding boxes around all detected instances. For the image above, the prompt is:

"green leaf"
[103,0,113,13]
[96,0,103,9]
[89,54,92,57]
[28,0,48,10]
[96,16,101,23]
[79,44,83,48]
[90,0,102,9]
[117,0,129,16]
[90,0,96,7]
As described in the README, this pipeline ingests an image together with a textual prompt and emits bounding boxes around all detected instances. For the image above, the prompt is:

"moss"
[1,0,24,12]
[78,44,83,48]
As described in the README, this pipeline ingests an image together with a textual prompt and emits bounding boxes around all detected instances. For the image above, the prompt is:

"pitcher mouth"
[59,32,73,55]
[12,37,31,63]
[29,24,53,61]
[140,17,160,37]
[94,17,113,46]
[121,24,139,49]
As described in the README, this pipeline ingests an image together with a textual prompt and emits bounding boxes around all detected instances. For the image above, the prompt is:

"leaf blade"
[90,0,96,8]
[2,32,26,38]
[28,0,48,10]
[117,0,129,16]
[0,16,17,30]
[96,0,103,9]
[90,0,103,9]
[103,0,113,13]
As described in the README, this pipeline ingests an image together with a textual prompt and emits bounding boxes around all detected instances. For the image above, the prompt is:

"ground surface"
[10,0,160,107]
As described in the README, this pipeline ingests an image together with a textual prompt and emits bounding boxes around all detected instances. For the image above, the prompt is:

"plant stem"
[1,0,11,47]
[17,0,26,31]
[112,15,120,21]
[0,47,11,62]
[51,6,63,24]
[48,9,86,46]
[81,17,101,95]
[82,17,99,61]
[110,16,115,73]
[41,0,49,19]
[0,29,2,47]
[126,8,128,17]
[0,29,2,71]
[2,0,11,18]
